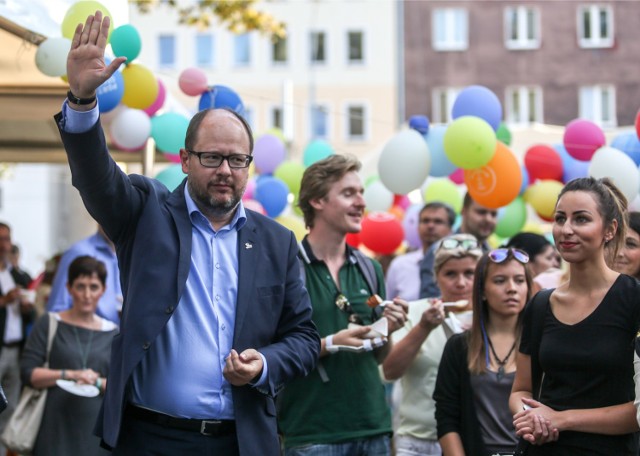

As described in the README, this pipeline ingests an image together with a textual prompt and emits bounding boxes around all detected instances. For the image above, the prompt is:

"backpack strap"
[351,249,379,296]
[528,288,553,400]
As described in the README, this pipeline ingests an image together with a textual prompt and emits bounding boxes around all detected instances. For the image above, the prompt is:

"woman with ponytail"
[510,177,640,455]
[434,248,532,455]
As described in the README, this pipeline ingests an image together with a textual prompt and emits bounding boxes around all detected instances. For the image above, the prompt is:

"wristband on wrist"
[67,90,96,106]
[325,334,339,353]
[60,369,66,380]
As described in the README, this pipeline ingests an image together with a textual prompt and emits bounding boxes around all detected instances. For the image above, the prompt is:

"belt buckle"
[200,420,222,436]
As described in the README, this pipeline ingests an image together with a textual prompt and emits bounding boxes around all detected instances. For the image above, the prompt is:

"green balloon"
[495,196,527,238]
[151,113,190,155]
[303,140,334,167]
[155,165,186,191]
[444,116,496,169]
[496,122,512,146]
[110,24,142,62]
[274,161,305,196]
[423,179,462,214]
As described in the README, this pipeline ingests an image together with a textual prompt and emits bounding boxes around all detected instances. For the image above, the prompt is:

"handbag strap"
[43,313,59,369]
[528,288,553,400]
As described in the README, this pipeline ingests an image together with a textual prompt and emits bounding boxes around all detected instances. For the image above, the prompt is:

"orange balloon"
[463,142,522,209]
[388,205,405,221]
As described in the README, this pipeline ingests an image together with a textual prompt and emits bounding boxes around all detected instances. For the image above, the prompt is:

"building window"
[347,31,364,64]
[310,104,329,139]
[578,5,613,48]
[234,33,251,66]
[505,6,540,50]
[272,37,287,64]
[346,104,367,141]
[505,86,543,125]
[432,88,461,123]
[432,8,468,51]
[579,85,616,128]
[195,34,214,67]
[310,31,326,63]
[158,34,176,68]
[271,106,283,130]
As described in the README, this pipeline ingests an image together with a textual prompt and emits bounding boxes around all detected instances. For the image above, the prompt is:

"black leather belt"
[126,405,236,437]
[2,341,20,348]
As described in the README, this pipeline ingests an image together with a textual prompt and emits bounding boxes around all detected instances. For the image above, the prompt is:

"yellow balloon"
[62,1,113,40]
[524,180,564,219]
[276,215,307,242]
[121,64,159,109]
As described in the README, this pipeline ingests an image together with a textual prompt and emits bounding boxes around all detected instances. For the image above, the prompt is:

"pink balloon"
[243,199,266,215]
[393,194,411,210]
[563,119,605,161]
[179,68,208,96]
[448,168,464,184]
[164,152,181,163]
[243,178,257,201]
[143,80,166,117]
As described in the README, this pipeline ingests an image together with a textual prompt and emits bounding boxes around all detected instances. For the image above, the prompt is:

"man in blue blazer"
[54,11,319,455]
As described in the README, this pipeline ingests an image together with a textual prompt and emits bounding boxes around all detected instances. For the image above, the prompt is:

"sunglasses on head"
[439,237,480,251]
[488,248,529,264]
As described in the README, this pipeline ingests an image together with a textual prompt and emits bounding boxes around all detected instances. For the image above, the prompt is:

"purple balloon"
[253,134,286,174]
[402,204,422,249]
[452,85,502,131]
[554,143,589,183]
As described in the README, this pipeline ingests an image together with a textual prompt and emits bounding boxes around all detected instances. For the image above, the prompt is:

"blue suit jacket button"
[165,306,174,314]
[142,341,151,350]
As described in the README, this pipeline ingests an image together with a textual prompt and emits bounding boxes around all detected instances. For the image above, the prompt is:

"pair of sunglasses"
[439,237,480,251]
[488,248,529,264]
[335,293,364,325]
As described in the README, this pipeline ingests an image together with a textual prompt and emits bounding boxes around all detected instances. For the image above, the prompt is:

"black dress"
[20,313,117,456]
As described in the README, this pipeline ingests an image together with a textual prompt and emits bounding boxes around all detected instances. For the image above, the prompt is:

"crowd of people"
[0,10,639,456]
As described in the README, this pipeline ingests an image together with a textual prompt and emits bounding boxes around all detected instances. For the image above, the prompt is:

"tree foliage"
[133,0,286,41]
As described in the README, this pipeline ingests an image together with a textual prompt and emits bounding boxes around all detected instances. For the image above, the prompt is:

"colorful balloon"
[610,132,640,166]
[496,122,512,146]
[253,134,286,174]
[274,161,305,196]
[408,115,429,134]
[423,178,462,213]
[448,168,464,185]
[563,119,605,161]
[142,79,166,117]
[495,197,527,238]
[402,204,423,250]
[62,1,112,40]
[96,59,124,113]
[554,143,589,183]
[198,85,244,116]
[243,199,266,215]
[151,112,190,155]
[425,125,457,177]
[360,212,405,255]
[364,181,394,213]
[464,142,522,209]
[524,145,563,182]
[110,24,142,62]
[303,140,334,167]
[155,165,186,191]
[179,67,208,97]
[35,38,71,77]
[524,180,564,219]
[588,146,639,202]
[452,85,503,131]
[444,116,497,169]
[275,215,307,242]
[254,176,290,218]
[121,63,158,109]
[110,109,151,150]
[378,129,430,195]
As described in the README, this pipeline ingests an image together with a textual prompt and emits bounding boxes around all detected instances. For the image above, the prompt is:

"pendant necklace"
[72,325,95,370]
[486,335,516,381]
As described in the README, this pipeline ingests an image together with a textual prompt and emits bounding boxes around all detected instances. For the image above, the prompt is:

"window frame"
[195,33,215,68]
[271,36,288,65]
[504,6,541,50]
[432,8,469,51]
[309,30,327,64]
[158,34,176,69]
[309,103,331,140]
[579,84,617,128]
[431,87,461,124]
[344,102,369,142]
[346,30,365,65]
[233,33,251,67]
[577,4,614,49]
[504,86,544,125]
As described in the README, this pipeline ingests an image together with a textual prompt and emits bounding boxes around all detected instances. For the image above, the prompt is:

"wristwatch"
[67,90,96,105]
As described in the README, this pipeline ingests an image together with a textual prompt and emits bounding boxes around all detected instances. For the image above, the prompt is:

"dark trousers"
[112,412,240,456]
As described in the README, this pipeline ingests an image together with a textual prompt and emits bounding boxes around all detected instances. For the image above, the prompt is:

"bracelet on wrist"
[325,334,339,354]
[67,90,96,106]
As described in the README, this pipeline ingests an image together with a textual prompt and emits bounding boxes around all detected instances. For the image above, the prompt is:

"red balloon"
[524,145,563,182]
[345,232,361,248]
[359,212,404,255]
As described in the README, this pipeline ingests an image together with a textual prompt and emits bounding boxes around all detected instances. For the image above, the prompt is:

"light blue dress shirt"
[62,100,268,419]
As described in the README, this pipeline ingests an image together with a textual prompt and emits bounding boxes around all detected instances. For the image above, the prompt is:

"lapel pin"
[245,242,253,249]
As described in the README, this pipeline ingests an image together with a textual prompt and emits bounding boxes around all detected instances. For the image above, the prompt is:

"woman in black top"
[510,177,640,455]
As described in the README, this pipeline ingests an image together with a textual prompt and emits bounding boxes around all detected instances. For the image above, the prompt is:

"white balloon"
[378,129,430,195]
[35,38,71,77]
[110,109,152,150]
[363,180,394,212]
[588,146,639,202]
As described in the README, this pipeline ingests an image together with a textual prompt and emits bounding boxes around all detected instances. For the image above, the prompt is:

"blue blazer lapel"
[234,213,258,342]
[167,179,192,300]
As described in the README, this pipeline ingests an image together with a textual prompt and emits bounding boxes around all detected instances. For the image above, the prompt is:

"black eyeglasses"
[439,237,480,251]
[187,150,253,169]
[488,248,529,264]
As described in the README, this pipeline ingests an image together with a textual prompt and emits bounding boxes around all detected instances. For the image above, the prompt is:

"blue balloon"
[519,166,529,195]
[452,85,502,131]
[611,132,640,165]
[198,85,245,116]
[96,60,124,113]
[254,176,289,218]
[554,143,589,183]
[425,125,456,177]
[155,165,186,191]
[409,115,429,135]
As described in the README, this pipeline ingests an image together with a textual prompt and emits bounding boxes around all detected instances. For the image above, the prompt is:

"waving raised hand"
[67,11,126,100]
